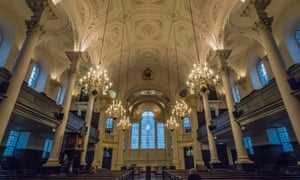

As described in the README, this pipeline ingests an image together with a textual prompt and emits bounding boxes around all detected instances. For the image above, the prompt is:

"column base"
[80,161,87,166]
[235,158,253,164]
[43,158,61,167]
[209,159,222,169]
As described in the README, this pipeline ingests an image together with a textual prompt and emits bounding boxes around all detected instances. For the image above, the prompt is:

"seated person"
[188,168,202,180]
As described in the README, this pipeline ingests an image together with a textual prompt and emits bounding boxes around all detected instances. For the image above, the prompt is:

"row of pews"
[163,169,300,180]
[0,169,134,180]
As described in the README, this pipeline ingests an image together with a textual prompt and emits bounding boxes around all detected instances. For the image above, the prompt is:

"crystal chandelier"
[186,62,220,94]
[105,99,126,119]
[185,0,220,94]
[172,100,192,119]
[79,65,112,95]
[165,115,179,131]
[117,115,132,131]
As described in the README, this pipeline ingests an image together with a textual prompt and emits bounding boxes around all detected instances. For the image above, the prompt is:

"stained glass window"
[131,123,139,149]
[141,110,155,149]
[156,122,165,149]
[257,60,269,86]
[28,63,40,88]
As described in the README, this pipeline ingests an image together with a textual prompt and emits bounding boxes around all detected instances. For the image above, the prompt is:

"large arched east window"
[257,60,269,86]
[131,110,165,149]
[28,63,40,88]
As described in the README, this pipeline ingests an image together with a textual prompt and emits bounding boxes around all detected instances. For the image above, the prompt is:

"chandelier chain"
[99,0,110,65]
[188,0,200,64]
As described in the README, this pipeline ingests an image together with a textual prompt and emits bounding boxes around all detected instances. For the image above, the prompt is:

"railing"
[14,82,62,127]
[235,79,284,125]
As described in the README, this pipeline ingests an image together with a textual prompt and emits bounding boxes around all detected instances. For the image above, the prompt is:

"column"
[217,50,253,166]
[0,0,47,143]
[186,95,205,167]
[116,129,125,169]
[92,102,108,168]
[44,51,82,166]
[200,90,221,167]
[171,129,180,168]
[252,0,300,163]
[80,94,95,166]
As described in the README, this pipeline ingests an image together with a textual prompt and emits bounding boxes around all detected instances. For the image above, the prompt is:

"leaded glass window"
[131,123,139,149]
[156,122,165,149]
[141,110,155,149]
[257,60,269,86]
[28,63,40,88]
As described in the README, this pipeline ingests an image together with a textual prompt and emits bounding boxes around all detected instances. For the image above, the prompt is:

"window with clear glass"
[233,84,241,103]
[266,127,293,152]
[183,116,191,133]
[42,139,53,158]
[105,117,114,134]
[156,122,165,149]
[296,27,300,45]
[3,130,20,156]
[28,63,40,88]
[243,136,254,155]
[56,87,62,104]
[131,123,139,149]
[141,110,155,149]
[257,60,269,86]
[0,31,2,47]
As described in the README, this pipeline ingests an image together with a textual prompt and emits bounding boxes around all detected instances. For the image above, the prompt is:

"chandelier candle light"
[79,65,112,95]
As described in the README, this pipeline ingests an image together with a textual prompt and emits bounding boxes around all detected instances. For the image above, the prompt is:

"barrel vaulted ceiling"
[1,0,295,108]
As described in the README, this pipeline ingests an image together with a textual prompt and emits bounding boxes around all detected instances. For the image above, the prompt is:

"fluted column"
[186,95,204,167]
[0,0,47,143]
[200,90,221,166]
[80,94,95,166]
[217,50,253,165]
[44,52,82,166]
[92,100,108,168]
[252,0,300,148]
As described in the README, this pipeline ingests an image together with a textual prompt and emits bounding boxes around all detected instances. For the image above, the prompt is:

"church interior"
[0,0,300,179]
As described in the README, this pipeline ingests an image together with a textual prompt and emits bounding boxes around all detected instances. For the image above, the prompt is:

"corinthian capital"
[251,0,273,33]
[216,50,232,73]
[66,51,82,75]
[25,20,45,36]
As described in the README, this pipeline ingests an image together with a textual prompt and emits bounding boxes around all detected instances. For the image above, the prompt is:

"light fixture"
[79,2,112,96]
[169,13,191,120]
[185,0,220,94]
[117,115,131,131]
[165,115,179,131]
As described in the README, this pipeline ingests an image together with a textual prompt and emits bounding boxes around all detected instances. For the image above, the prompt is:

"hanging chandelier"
[165,115,179,131]
[79,65,112,95]
[172,100,192,119]
[186,63,220,94]
[105,99,126,119]
[185,0,220,94]
[117,115,132,131]
[78,1,112,96]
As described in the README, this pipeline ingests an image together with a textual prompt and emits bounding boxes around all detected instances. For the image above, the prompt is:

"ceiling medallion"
[142,68,153,80]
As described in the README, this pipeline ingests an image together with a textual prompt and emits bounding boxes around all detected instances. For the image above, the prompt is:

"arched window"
[296,27,300,45]
[183,116,191,133]
[257,60,269,86]
[130,110,165,149]
[28,63,40,88]
[56,87,62,104]
[141,110,155,149]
